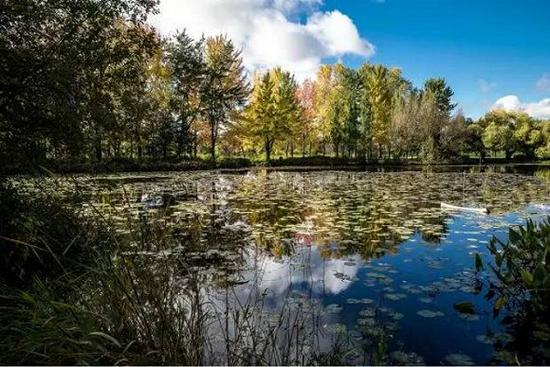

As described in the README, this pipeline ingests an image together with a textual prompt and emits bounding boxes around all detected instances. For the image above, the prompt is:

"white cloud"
[251,249,362,296]
[492,95,550,119]
[478,79,496,93]
[150,0,374,80]
[536,73,550,92]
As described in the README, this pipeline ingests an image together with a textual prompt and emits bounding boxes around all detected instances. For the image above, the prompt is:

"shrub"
[217,157,252,169]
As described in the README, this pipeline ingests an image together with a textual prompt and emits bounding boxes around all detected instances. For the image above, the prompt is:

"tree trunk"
[193,131,198,158]
[95,135,102,161]
[265,138,272,162]
[210,120,216,163]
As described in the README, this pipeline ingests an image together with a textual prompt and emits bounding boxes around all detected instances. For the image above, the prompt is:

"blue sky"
[153,0,550,119]
[321,0,550,118]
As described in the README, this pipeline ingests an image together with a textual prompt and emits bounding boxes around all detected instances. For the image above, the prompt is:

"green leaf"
[520,270,534,285]
[89,331,122,348]
[474,253,483,271]
[509,228,521,244]
[534,264,546,283]
[495,252,503,267]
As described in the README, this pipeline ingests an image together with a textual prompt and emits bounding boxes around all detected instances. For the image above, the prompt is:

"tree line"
[2,0,549,168]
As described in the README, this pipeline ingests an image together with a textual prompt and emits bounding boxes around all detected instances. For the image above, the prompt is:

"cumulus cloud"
[150,0,374,80]
[536,73,550,92]
[492,95,550,119]
[256,251,362,296]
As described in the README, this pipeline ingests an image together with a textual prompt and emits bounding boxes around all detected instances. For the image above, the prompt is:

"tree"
[0,0,158,164]
[390,90,421,159]
[535,121,550,159]
[423,78,456,118]
[145,46,174,158]
[168,31,204,157]
[464,122,486,161]
[361,65,391,157]
[360,64,406,158]
[440,111,469,159]
[106,21,159,159]
[296,79,317,156]
[513,113,543,158]
[480,110,517,159]
[337,66,361,158]
[244,68,299,162]
[245,72,276,161]
[314,65,337,155]
[417,92,443,163]
[201,36,249,163]
[357,78,373,161]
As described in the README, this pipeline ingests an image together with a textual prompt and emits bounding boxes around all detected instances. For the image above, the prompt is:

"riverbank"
[2,156,549,176]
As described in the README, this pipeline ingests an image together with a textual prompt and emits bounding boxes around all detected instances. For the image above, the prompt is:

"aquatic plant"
[0,179,380,365]
[476,216,550,365]
[0,180,113,287]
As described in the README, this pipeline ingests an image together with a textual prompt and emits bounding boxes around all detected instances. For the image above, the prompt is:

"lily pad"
[417,309,444,318]
[385,293,407,301]
[359,308,376,317]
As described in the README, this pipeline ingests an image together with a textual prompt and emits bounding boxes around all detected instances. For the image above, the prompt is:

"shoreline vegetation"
[3,157,549,176]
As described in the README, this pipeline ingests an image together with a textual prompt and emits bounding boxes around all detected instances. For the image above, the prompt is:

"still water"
[15,166,550,364]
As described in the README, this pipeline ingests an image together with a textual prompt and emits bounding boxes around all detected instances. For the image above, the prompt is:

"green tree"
[168,31,205,157]
[423,78,456,117]
[314,65,337,155]
[390,90,422,159]
[359,64,409,159]
[440,111,469,159]
[201,36,249,163]
[513,113,543,158]
[464,122,486,160]
[146,46,175,158]
[418,91,443,163]
[361,64,393,158]
[244,68,300,162]
[535,120,550,159]
[0,0,157,164]
[480,110,517,159]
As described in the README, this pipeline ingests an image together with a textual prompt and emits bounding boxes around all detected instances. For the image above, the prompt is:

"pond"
[12,165,550,365]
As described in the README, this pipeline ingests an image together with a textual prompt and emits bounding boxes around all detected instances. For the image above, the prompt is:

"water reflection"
[10,167,550,364]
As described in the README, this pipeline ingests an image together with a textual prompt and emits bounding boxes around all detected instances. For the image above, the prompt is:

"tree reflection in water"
[6,168,549,364]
